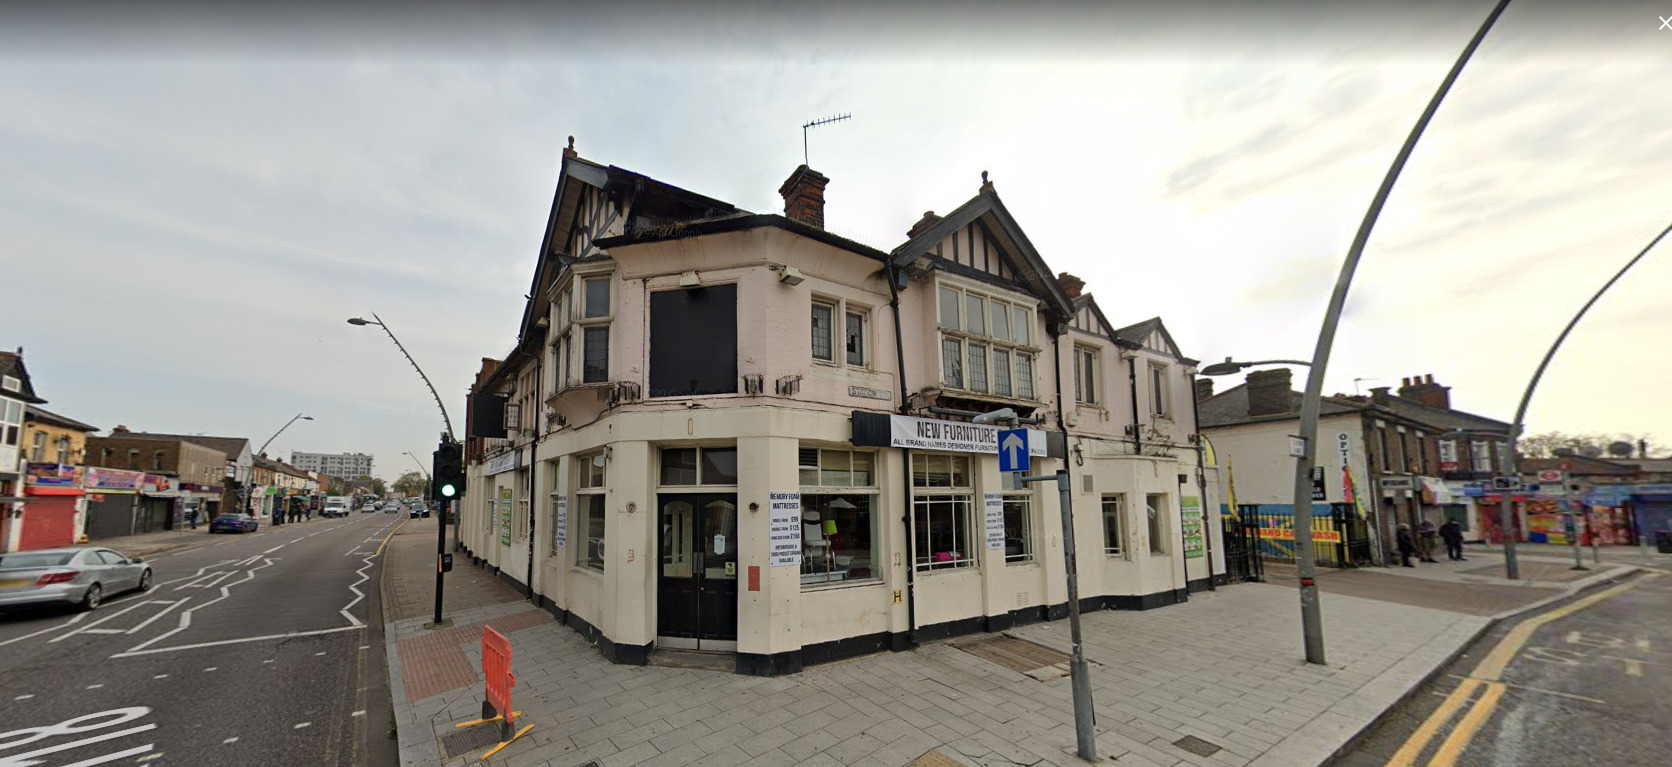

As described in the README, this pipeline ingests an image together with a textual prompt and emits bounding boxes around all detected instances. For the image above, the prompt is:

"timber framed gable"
[890,185,1074,323]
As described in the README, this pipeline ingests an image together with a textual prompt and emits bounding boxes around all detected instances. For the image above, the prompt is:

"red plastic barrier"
[482,626,516,728]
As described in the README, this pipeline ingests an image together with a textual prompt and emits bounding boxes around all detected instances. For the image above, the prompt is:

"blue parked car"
[209,513,258,534]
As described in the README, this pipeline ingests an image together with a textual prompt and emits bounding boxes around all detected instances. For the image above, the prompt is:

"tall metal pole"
[1502,219,1671,577]
[256,412,312,457]
[1290,0,1510,664]
[1020,469,1096,760]
[356,313,455,440]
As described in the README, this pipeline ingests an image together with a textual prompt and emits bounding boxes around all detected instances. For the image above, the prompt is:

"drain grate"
[1172,735,1223,757]
[440,724,505,760]
[952,635,1070,675]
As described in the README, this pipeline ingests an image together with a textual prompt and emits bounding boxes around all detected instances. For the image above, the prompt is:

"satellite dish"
[1608,441,1635,457]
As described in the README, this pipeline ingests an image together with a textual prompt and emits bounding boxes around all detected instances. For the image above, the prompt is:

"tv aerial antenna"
[802,113,851,166]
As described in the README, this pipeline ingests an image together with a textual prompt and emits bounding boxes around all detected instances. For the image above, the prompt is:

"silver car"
[0,548,153,612]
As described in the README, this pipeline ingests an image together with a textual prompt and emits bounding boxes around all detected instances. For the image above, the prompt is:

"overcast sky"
[3,1,1668,481]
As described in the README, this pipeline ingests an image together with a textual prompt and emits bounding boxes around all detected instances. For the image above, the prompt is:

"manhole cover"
[441,724,505,760]
[1172,735,1222,757]
[952,635,1070,675]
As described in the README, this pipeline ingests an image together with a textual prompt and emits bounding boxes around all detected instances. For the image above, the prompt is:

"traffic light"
[432,439,465,503]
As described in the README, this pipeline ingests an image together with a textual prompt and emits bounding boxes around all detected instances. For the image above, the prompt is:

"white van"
[323,497,350,518]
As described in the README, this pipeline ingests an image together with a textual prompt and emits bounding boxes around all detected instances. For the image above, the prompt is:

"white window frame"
[798,447,882,588]
[1073,346,1099,405]
[551,269,615,391]
[935,281,1039,401]
[30,430,46,462]
[1146,493,1169,555]
[1149,361,1170,418]
[1002,474,1035,564]
[574,451,607,571]
[810,295,871,370]
[1102,494,1125,556]
[911,453,977,572]
[1,376,19,393]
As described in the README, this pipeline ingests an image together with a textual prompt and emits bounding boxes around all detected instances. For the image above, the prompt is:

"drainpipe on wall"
[526,346,542,604]
[1127,353,1142,455]
[1188,372,1216,591]
[886,264,916,649]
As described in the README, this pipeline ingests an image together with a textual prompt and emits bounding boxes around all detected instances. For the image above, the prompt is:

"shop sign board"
[1181,496,1205,558]
[983,493,1004,549]
[485,450,520,476]
[499,487,513,546]
[882,414,1045,456]
[25,462,77,487]
[84,467,144,491]
[769,492,802,566]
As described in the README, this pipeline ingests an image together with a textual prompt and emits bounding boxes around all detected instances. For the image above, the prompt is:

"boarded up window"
[649,284,738,397]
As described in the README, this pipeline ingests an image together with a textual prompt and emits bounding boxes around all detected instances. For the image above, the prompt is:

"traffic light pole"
[427,435,466,630]
[432,491,449,629]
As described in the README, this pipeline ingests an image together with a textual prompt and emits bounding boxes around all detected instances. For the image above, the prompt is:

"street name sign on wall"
[769,492,802,566]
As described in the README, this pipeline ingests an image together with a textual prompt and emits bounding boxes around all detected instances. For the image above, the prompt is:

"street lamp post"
[404,451,433,499]
[251,413,313,519]
[349,313,456,630]
[1276,0,1511,665]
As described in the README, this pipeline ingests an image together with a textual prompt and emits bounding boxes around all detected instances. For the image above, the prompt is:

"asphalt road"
[0,512,406,767]
[1334,570,1672,767]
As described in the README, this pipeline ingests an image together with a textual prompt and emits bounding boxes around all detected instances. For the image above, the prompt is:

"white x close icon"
[1662,15,1672,29]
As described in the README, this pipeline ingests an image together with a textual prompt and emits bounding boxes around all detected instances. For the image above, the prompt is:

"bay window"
[551,272,614,389]
[937,284,1037,400]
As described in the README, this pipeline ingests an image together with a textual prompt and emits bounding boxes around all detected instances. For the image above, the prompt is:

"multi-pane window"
[1415,432,1428,474]
[1,375,19,393]
[937,284,1037,399]
[553,273,613,388]
[1146,494,1167,554]
[811,297,869,369]
[1149,363,1169,416]
[575,452,606,570]
[799,448,879,586]
[811,302,834,361]
[912,454,975,571]
[660,446,738,486]
[56,435,71,464]
[30,430,45,462]
[1471,441,1491,472]
[1074,347,1098,405]
[1102,495,1124,555]
[0,400,21,447]
[1002,474,1033,563]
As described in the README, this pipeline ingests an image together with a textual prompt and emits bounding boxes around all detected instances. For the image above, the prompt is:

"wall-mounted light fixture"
[778,266,805,286]
[679,271,700,287]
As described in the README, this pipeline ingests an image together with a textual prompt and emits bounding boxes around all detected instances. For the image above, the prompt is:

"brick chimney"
[1369,386,1391,405]
[1194,378,1214,403]
[113,424,130,433]
[779,165,829,230]
[1396,373,1450,409]
[907,211,942,239]
[562,135,578,159]
[1246,369,1293,417]
[1057,272,1086,298]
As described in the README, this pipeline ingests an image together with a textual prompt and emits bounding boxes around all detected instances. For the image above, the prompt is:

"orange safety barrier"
[482,626,516,733]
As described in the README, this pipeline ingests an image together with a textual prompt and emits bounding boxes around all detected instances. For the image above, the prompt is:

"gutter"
[886,263,917,649]
[1188,371,1217,591]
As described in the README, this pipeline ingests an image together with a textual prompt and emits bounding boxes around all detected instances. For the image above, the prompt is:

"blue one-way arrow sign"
[998,429,1030,473]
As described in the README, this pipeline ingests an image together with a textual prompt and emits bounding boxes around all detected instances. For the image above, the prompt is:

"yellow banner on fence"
[1256,527,1342,543]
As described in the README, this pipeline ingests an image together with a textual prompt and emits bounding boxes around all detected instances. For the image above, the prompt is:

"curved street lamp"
[347,314,455,440]
[403,451,433,498]
[350,312,455,629]
[1199,358,1313,377]
[257,413,314,457]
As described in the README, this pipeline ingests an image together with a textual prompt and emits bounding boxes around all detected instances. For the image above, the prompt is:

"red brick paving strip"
[398,608,554,701]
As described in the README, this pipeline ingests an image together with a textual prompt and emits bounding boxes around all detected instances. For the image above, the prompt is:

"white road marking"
[136,754,163,762]
[0,612,87,647]
[339,551,377,626]
[203,667,217,672]
[293,722,311,729]
[83,629,128,634]
[125,598,190,635]
[87,683,104,689]
[351,710,365,717]
[109,625,365,658]
[119,557,276,656]
[223,737,238,744]
[14,693,34,700]
[4,722,157,765]
[51,600,160,643]
[358,645,370,650]
[263,659,274,664]
[153,674,168,679]
[314,651,326,656]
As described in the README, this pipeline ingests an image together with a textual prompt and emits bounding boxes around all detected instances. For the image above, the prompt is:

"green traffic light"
[441,484,457,498]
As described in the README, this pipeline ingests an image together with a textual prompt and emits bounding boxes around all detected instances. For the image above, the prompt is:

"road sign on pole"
[998,429,1030,473]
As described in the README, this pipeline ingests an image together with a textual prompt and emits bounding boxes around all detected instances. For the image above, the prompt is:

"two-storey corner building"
[15,406,99,551]
[1,348,49,551]
[457,143,1223,676]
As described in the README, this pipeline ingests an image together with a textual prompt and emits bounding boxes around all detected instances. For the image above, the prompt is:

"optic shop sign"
[866,414,1048,456]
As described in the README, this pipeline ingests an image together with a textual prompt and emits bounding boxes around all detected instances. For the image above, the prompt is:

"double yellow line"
[1384,576,1649,767]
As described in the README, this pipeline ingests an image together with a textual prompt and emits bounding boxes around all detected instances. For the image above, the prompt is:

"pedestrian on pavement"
[188,508,198,530]
[1440,519,1466,561]
[1396,523,1418,567]
[1418,519,1440,563]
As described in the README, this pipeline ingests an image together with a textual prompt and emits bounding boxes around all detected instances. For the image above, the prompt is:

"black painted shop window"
[649,284,738,397]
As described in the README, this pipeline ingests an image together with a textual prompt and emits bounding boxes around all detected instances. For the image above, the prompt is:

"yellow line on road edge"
[1383,575,1647,767]
[1425,682,1504,767]
[1384,679,1481,767]
[374,519,409,558]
